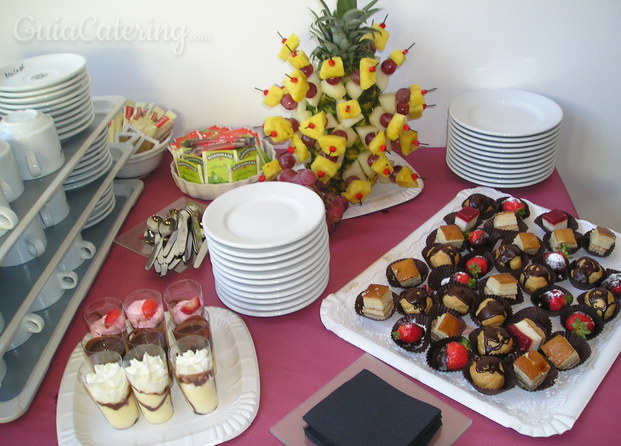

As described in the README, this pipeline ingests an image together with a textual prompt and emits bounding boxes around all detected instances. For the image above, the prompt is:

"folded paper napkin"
[302,369,442,446]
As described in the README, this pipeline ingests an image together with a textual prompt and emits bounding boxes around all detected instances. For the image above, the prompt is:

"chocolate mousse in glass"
[123,288,167,351]
[83,297,128,357]
[170,334,218,415]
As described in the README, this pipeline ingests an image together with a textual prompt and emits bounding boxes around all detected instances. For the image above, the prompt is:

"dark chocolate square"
[302,369,442,446]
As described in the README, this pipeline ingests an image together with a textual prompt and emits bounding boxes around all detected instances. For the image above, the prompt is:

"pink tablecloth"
[2,147,619,445]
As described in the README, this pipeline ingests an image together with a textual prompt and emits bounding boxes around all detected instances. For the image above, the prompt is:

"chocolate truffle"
[469,356,506,391]
[423,243,461,268]
[398,287,433,315]
[519,263,552,294]
[493,244,524,271]
[474,298,508,327]
[580,287,616,321]
[476,326,514,356]
[570,256,605,288]
[440,285,477,315]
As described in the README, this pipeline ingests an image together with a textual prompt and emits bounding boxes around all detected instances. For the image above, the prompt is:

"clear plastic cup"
[83,296,127,338]
[170,334,218,414]
[163,279,204,325]
[79,350,139,429]
[123,288,167,351]
[122,344,174,424]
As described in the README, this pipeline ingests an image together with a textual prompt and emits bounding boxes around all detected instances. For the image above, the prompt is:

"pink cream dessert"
[125,298,165,329]
[88,308,127,337]
[171,296,202,324]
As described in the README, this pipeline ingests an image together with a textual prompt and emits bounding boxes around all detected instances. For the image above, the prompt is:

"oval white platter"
[320,186,621,437]
[56,306,260,446]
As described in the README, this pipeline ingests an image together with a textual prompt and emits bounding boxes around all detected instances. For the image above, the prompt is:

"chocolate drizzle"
[571,257,604,284]
[399,288,432,313]
[474,356,504,374]
[476,299,506,321]
[480,327,513,355]
[97,387,134,410]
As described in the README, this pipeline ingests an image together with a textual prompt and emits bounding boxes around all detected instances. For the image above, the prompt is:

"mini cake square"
[485,273,518,300]
[541,209,568,231]
[493,211,519,231]
[361,284,394,320]
[550,228,578,251]
[541,335,579,370]
[506,318,546,352]
[435,224,465,249]
[513,350,551,390]
[513,232,541,255]
[431,312,466,341]
[455,206,480,232]
[588,226,616,255]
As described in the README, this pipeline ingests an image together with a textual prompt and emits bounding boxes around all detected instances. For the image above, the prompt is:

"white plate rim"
[449,89,563,137]
[448,125,559,153]
[446,147,557,176]
[448,116,560,144]
[446,138,556,165]
[445,156,554,188]
[56,307,260,445]
[0,53,86,92]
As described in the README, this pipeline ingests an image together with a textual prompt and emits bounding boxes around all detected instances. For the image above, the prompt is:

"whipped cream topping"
[175,348,213,375]
[84,362,130,404]
[124,353,170,393]
[125,298,164,329]
[88,313,126,336]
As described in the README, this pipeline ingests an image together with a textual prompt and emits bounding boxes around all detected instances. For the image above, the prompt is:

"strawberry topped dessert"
[391,317,427,352]
[170,295,203,324]
[499,197,528,218]
[88,307,127,336]
[125,297,165,329]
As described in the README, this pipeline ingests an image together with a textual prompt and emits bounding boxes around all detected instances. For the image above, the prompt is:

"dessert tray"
[320,186,621,437]
[56,306,260,446]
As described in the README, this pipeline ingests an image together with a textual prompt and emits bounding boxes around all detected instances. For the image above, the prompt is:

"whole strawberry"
[565,312,595,338]
[466,256,488,277]
[501,198,526,218]
[104,309,121,328]
[392,322,425,345]
[541,288,572,311]
[467,229,492,250]
[445,340,470,371]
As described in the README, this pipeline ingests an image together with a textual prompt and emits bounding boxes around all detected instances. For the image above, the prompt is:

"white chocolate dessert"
[174,348,218,414]
[124,353,174,424]
[82,362,139,430]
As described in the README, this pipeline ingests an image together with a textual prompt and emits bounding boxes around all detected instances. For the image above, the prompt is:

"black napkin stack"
[302,369,442,446]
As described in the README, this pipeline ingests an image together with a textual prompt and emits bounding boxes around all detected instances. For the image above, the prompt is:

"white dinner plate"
[446,136,556,166]
[446,149,556,178]
[446,156,554,188]
[0,54,86,92]
[57,107,95,137]
[216,282,324,313]
[0,69,87,99]
[448,125,559,154]
[202,182,326,250]
[205,220,328,259]
[448,118,560,146]
[449,89,563,137]
[63,150,114,190]
[56,307,260,445]
[446,134,558,161]
[0,79,91,112]
[83,194,116,229]
[0,75,90,106]
[53,98,95,127]
[446,147,556,173]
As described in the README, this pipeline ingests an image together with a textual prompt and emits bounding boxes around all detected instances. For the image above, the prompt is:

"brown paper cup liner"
[478,276,524,304]
[484,217,528,240]
[542,231,583,256]
[507,351,558,392]
[428,305,470,341]
[582,228,616,257]
[461,193,499,220]
[577,288,620,323]
[540,331,591,371]
[496,196,531,219]
[460,251,494,280]
[385,258,429,289]
[390,314,431,353]
[533,211,579,233]
[354,289,397,321]
[568,257,606,290]
[559,304,605,340]
[468,326,516,357]
[426,336,473,372]
[530,285,574,316]
[470,295,514,328]
[462,355,517,395]
[427,265,474,291]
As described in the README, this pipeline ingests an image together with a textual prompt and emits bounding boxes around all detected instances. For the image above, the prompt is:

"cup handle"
[0,207,19,230]
[26,152,42,178]
[39,207,53,228]
[80,240,97,260]
[57,270,78,290]
[26,237,46,257]
[0,179,14,201]
[24,313,45,334]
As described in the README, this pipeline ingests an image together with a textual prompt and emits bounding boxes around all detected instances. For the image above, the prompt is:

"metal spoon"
[184,203,204,254]
[144,215,164,269]
[156,217,177,275]
[146,217,175,271]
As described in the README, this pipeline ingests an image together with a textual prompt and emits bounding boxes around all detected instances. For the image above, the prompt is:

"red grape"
[306,83,318,98]
[278,152,296,169]
[350,70,361,85]
[326,205,344,223]
[367,154,379,166]
[301,135,316,147]
[396,102,409,115]
[288,118,300,133]
[326,76,341,85]
[380,59,397,75]
[379,113,393,128]
[298,169,318,187]
[280,94,297,110]
[300,64,314,77]
[279,168,298,183]
[332,129,347,138]
[396,88,410,103]
[364,132,377,145]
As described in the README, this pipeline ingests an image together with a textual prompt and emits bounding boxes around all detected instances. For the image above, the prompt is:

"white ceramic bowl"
[115,135,171,178]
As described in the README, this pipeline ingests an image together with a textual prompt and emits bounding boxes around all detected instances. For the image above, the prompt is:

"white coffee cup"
[58,235,96,271]
[1,218,46,267]
[0,188,19,232]
[0,140,24,202]
[31,269,78,311]
[39,186,70,228]
[0,109,64,180]
[8,312,45,351]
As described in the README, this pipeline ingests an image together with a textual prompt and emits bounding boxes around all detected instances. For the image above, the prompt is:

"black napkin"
[302,369,442,446]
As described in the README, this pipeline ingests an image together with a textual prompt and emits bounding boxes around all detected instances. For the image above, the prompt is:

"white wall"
[1,0,620,230]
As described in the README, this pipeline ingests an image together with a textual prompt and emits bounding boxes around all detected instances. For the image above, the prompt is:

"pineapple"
[261,0,433,225]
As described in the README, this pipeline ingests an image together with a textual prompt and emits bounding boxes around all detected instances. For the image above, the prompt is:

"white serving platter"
[320,186,621,437]
[56,306,260,446]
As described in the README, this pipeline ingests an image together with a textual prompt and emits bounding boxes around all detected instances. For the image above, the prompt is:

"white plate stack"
[0,54,94,140]
[202,182,330,317]
[63,126,113,190]
[446,89,563,188]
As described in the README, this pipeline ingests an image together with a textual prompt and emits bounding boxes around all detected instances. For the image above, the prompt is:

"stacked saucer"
[0,54,94,140]
[63,126,113,190]
[446,89,562,188]
[202,182,330,317]
[84,181,116,229]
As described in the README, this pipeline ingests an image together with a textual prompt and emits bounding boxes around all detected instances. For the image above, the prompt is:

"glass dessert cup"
[83,296,128,339]
[163,279,204,325]
[170,334,218,415]
[122,344,174,424]
[123,288,167,350]
[81,332,127,358]
[169,308,217,373]
[79,350,139,430]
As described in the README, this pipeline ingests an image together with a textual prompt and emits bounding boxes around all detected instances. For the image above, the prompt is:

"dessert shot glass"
[163,279,204,325]
[123,289,167,351]
[83,297,128,357]
[79,350,140,430]
[170,334,218,415]
[123,344,174,424]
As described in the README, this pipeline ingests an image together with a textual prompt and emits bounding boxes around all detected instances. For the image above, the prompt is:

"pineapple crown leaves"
[309,0,382,74]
